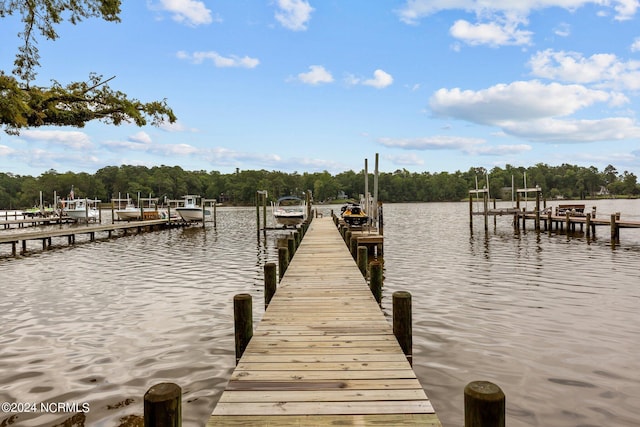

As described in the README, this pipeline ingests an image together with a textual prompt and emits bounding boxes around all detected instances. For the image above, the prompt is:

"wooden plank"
[207,413,441,426]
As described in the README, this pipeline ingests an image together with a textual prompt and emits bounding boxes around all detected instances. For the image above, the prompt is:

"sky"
[2,0,640,178]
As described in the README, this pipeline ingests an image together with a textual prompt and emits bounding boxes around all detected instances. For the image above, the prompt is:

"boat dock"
[469,188,640,244]
[208,216,440,426]
[0,219,187,257]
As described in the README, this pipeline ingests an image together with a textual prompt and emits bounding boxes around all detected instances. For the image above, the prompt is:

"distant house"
[337,191,347,199]
[597,186,609,196]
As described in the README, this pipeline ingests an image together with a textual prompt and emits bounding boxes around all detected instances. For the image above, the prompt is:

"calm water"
[0,201,639,426]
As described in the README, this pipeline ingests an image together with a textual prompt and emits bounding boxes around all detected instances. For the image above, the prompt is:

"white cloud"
[429,80,640,142]
[430,80,615,124]
[377,136,531,156]
[274,0,314,31]
[554,22,571,37]
[363,69,394,88]
[529,49,640,90]
[129,131,153,145]
[632,37,640,52]
[296,65,334,85]
[177,51,260,68]
[396,0,638,24]
[0,145,17,156]
[21,130,93,150]
[157,0,214,26]
[450,19,532,46]
[385,153,426,166]
[501,117,640,142]
[151,143,200,156]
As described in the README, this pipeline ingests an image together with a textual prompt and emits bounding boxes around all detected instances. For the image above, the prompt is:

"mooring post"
[350,236,358,259]
[469,193,473,229]
[234,293,253,364]
[144,382,182,427]
[464,381,505,427]
[565,211,571,235]
[369,261,383,304]
[278,247,289,281]
[264,262,277,309]
[393,291,412,366]
[586,213,591,237]
[287,236,295,261]
[611,213,618,243]
[535,190,540,231]
[357,245,368,277]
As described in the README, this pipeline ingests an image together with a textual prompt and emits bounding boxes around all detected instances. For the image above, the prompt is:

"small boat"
[114,194,161,221]
[113,195,139,221]
[175,195,211,222]
[62,198,99,220]
[341,202,368,226]
[272,196,306,228]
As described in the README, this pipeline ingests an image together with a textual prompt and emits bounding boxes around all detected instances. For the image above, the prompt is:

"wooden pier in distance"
[209,217,440,426]
[0,218,187,257]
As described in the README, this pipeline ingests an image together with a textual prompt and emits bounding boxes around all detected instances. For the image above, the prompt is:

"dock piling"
[464,380,505,427]
[357,245,368,277]
[369,261,383,304]
[234,293,253,364]
[144,382,182,427]
[393,291,413,366]
[264,262,277,308]
[278,247,289,281]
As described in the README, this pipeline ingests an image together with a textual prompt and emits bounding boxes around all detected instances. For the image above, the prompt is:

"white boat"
[113,195,139,221]
[175,195,211,222]
[114,194,161,221]
[62,198,100,220]
[272,196,306,228]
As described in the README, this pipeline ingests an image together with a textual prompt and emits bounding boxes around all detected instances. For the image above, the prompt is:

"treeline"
[1,163,638,209]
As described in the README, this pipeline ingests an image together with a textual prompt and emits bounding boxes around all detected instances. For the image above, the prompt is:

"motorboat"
[62,198,99,221]
[113,195,139,221]
[341,202,368,226]
[175,195,211,222]
[272,196,306,228]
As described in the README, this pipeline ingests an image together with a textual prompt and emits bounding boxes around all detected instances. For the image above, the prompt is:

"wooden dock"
[209,217,440,426]
[0,219,185,256]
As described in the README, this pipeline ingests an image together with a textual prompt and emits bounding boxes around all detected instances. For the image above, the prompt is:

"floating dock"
[208,217,440,426]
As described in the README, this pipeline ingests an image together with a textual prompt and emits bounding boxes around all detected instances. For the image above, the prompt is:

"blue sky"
[2,0,640,177]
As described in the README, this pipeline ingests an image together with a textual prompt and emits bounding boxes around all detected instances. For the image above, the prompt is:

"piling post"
[144,382,182,427]
[111,201,115,224]
[393,291,412,366]
[469,194,473,229]
[535,190,540,231]
[378,202,384,235]
[565,212,571,235]
[611,213,618,243]
[278,247,289,281]
[234,293,253,364]
[357,246,368,277]
[264,263,277,309]
[369,261,383,304]
[483,191,488,231]
[464,381,505,427]
[287,236,295,261]
[350,235,358,259]
[586,213,591,237]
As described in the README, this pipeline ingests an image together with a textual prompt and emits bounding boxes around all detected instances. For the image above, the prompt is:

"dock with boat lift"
[208,216,440,426]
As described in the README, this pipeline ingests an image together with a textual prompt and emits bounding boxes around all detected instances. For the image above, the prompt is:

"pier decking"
[209,217,440,426]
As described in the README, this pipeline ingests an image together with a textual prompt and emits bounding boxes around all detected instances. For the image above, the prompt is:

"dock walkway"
[209,217,440,426]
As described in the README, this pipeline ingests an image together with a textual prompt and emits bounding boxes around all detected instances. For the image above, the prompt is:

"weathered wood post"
[111,201,115,224]
[378,202,384,235]
[469,193,474,229]
[287,236,295,261]
[483,190,488,231]
[586,213,591,237]
[264,262,277,309]
[234,293,253,364]
[357,245,368,277]
[278,247,289,281]
[350,235,358,259]
[464,381,505,427]
[393,291,412,366]
[369,261,383,304]
[144,382,182,427]
[535,190,540,231]
[611,213,618,243]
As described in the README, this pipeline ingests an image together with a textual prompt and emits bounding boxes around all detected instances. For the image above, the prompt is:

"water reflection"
[1,202,639,426]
